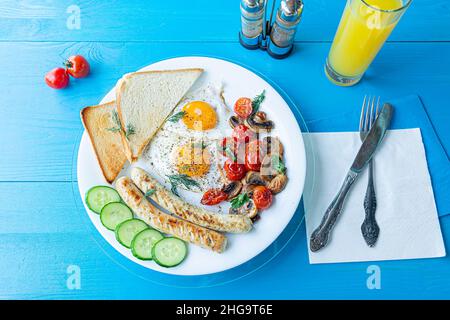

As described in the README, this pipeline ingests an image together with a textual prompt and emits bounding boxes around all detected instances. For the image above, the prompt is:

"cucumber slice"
[131,229,164,260]
[86,186,121,214]
[115,219,148,248]
[152,238,187,268]
[100,202,133,231]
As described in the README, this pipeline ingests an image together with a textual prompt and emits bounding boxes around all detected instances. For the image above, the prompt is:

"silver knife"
[310,103,393,252]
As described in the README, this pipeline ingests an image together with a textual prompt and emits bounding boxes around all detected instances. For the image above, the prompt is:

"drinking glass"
[325,0,412,86]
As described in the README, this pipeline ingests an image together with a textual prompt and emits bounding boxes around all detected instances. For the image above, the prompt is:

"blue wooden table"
[1,0,449,299]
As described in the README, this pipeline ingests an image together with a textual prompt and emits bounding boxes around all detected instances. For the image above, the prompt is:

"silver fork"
[359,96,380,247]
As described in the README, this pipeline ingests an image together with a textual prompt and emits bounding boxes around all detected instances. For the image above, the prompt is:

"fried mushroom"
[229,116,241,129]
[245,111,274,132]
[229,199,258,218]
[260,154,286,181]
[261,136,284,157]
[244,171,266,186]
[221,181,242,200]
[268,174,288,194]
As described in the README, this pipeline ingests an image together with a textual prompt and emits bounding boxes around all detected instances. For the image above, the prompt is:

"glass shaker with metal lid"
[239,0,266,49]
[268,0,303,58]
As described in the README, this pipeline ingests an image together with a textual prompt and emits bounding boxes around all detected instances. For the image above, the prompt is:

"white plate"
[77,57,306,276]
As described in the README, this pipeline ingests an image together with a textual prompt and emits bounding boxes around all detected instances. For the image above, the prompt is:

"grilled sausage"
[131,167,253,233]
[116,176,227,253]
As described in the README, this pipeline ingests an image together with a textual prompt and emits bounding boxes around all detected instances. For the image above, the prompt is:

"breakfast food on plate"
[80,101,127,183]
[143,83,230,193]
[199,91,289,222]
[116,68,204,162]
[82,65,291,268]
[131,167,253,233]
[116,176,227,253]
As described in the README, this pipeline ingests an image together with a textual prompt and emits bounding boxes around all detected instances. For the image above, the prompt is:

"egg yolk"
[182,101,217,131]
[176,143,211,177]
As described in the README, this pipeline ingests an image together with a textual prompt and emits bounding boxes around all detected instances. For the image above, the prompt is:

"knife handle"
[310,171,357,252]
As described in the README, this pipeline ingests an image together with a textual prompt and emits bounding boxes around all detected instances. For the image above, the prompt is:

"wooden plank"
[0,41,449,182]
[0,181,449,298]
[0,0,449,42]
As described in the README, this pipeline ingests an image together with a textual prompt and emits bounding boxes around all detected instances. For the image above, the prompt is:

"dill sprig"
[251,90,266,113]
[167,111,186,123]
[125,124,135,140]
[167,174,200,196]
[106,110,122,133]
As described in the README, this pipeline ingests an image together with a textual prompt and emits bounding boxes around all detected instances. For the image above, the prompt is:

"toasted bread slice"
[80,101,127,183]
[116,68,203,162]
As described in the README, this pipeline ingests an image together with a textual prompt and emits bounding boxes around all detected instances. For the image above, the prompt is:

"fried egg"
[142,83,229,192]
[161,83,230,140]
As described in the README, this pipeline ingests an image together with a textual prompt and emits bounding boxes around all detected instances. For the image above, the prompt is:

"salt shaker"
[268,0,303,59]
[239,0,266,50]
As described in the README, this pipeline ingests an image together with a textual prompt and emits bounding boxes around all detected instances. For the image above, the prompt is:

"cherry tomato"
[245,140,263,171]
[232,124,256,143]
[65,55,90,78]
[45,67,70,89]
[234,97,253,118]
[201,189,228,206]
[252,186,273,210]
[224,159,247,181]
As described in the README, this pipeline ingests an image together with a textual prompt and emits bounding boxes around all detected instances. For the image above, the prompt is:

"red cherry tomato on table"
[224,159,247,181]
[253,186,273,210]
[245,140,263,171]
[201,189,228,206]
[234,97,253,118]
[232,124,256,143]
[65,55,90,78]
[45,67,70,89]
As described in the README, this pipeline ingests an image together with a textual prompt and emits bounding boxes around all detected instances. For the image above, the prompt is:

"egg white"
[142,82,230,193]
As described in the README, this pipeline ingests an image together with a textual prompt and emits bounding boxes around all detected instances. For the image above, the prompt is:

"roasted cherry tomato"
[232,124,255,143]
[224,159,247,181]
[234,97,253,118]
[201,189,228,206]
[245,140,264,171]
[45,67,70,89]
[252,186,273,210]
[65,55,90,78]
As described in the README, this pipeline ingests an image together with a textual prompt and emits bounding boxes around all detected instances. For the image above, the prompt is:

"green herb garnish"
[230,193,250,209]
[224,147,237,162]
[125,124,136,140]
[145,189,156,198]
[251,90,266,113]
[107,110,122,133]
[168,111,186,123]
[272,155,286,174]
[167,174,200,197]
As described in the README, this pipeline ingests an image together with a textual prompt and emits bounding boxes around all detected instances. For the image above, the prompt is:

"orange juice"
[325,0,411,86]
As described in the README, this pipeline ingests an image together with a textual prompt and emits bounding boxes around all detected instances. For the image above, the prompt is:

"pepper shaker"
[268,0,303,59]
[239,0,266,50]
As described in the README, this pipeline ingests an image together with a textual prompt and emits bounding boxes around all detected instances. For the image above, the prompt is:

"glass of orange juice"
[325,0,412,86]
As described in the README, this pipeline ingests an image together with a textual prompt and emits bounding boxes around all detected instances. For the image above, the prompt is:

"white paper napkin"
[303,128,446,264]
